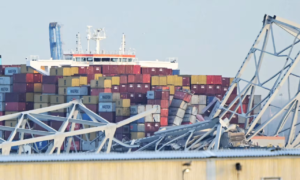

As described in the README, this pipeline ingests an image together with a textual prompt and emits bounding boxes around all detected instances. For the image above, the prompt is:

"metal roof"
[1,150,300,163]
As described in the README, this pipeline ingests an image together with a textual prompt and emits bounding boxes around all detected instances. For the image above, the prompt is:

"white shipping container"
[168,116,183,126]
[81,141,96,151]
[169,108,185,118]
[199,95,207,105]
[145,115,153,122]
[190,95,199,105]
[153,105,161,113]
[153,114,160,122]
[238,116,246,123]
[146,105,153,111]
[198,105,206,114]
[253,95,261,104]
[137,105,145,114]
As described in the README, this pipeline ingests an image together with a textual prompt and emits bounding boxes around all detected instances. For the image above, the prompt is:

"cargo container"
[154,100,168,109]
[0,76,13,85]
[161,109,168,117]
[159,76,167,86]
[13,73,34,83]
[43,76,63,84]
[182,76,190,86]
[20,64,34,73]
[50,67,71,76]
[168,116,183,126]
[5,67,20,75]
[67,86,89,96]
[112,85,119,92]
[66,95,81,102]
[82,96,98,104]
[154,90,170,100]
[50,95,66,104]
[130,105,145,115]
[174,76,182,86]
[174,91,192,103]
[99,93,113,102]
[99,112,115,122]
[141,67,150,74]
[172,69,180,75]
[26,93,34,102]
[213,75,222,85]
[116,99,130,108]
[34,103,49,109]
[130,124,145,132]
[185,106,198,115]
[34,83,42,92]
[128,84,135,93]
[6,102,26,111]
[13,83,34,92]
[26,102,34,110]
[116,125,130,134]
[169,108,185,118]
[5,93,25,102]
[0,103,5,111]
[58,77,80,87]
[170,99,187,109]
[42,84,57,94]
[131,132,145,139]
[126,65,134,74]
[151,76,159,86]
[133,65,141,74]
[116,107,130,116]
[135,93,147,103]
[85,104,98,113]
[206,85,215,95]
[145,122,160,132]
[112,77,120,85]
[58,87,68,95]
[98,102,116,112]
[0,93,5,101]
[34,94,50,103]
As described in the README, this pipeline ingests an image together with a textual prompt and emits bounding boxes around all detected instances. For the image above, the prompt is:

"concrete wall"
[0,157,299,180]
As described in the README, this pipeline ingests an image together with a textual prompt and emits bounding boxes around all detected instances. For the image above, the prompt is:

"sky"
[0,0,299,77]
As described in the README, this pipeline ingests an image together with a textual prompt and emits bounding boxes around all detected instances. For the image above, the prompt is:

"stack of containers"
[183,105,198,124]
[98,93,119,123]
[90,77,112,95]
[168,89,192,126]
[115,99,131,140]
[189,95,207,115]
[144,104,161,137]
[82,95,99,113]
[130,104,145,139]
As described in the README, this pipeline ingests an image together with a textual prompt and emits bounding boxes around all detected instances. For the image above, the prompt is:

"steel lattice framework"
[0,99,158,155]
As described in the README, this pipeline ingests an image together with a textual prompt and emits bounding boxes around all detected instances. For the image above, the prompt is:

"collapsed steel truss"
[0,99,158,155]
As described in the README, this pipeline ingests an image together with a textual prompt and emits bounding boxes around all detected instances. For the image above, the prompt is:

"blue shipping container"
[130,123,145,132]
[146,91,155,99]
[34,141,49,151]
[67,87,88,95]
[66,95,82,102]
[172,69,180,75]
[5,67,20,76]
[130,115,145,123]
[0,93,5,101]
[99,93,113,102]
[0,76,13,84]
[0,85,12,93]
[98,102,116,112]
[206,96,215,105]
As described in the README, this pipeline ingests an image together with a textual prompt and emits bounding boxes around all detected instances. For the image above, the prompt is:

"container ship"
[0,24,261,152]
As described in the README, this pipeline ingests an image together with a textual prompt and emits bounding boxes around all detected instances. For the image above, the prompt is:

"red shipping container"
[26,102,34,110]
[213,75,222,85]
[112,85,120,92]
[0,111,4,116]
[66,123,81,131]
[110,65,118,74]
[222,86,228,96]
[135,74,143,83]
[104,88,112,93]
[42,84,57,94]
[154,100,169,109]
[135,84,143,93]
[78,67,87,74]
[149,68,157,76]
[13,83,34,93]
[237,104,248,114]
[182,77,190,86]
[5,93,26,102]
[206,75,214,84]
[5,102,26,111]
[92,65,102,74]
[118,65,126,74]
[161,109,169,117]
[152,86,162,91]
[232,87,237,95]
[191,85,199,95]
[157,68,166,76]
[206,85,215,95]
[226,94,238,105]
[128,75,135,83]
[43,76,62,84]
[174,91,187,100]
[142,74,151,83]
[128,84,135,93]
[145,122,160,132]
[216,94,223,101]
[135,93,147,103]
[142,84,151,94]
[222,77,230,87]
[119,84,128,93]
[115,116,130,123]
[33,74,42,83]
[160,117,168,126]
[102,65,110,74]
[147,99,155,105]
[99,112,115,123]
[214,85,223,95]
[85,104,98,113]
[86,66,94,74]
[174,86,182,91]
[166,69,173,75]
[155,91,170,100]
[141,67,150,74]
[87,74,94,84]
[90,88,104,96]
[125,65,134,74]
[13,73,33,83]
[243,95,250,104]
[128,93,136,103]
[120,93,129,99]
[120,75,127,84]
[133,65,141,74]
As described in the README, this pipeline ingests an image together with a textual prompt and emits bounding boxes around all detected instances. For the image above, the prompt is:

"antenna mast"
[86,26,92,54]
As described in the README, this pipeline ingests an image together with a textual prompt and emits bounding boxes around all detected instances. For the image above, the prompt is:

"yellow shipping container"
[5,120,17,127]
[79,76,87,85]
[159,76,167,86]
[230,77,234,84]
[191,75,199,84]
[71,67,79,75]
[94,74,102,80]
[131,132,145,139]
[182,86,190,90]
[199,75,207,84]
[62,67,71,76]
[167,75,175,85]
[112,77,120,85]
[174,76,183,86]
[104,79,112,88]
[58,77,79,87]
[168,86,175,95]
[151,76,159,86]
[34,83,42,93]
